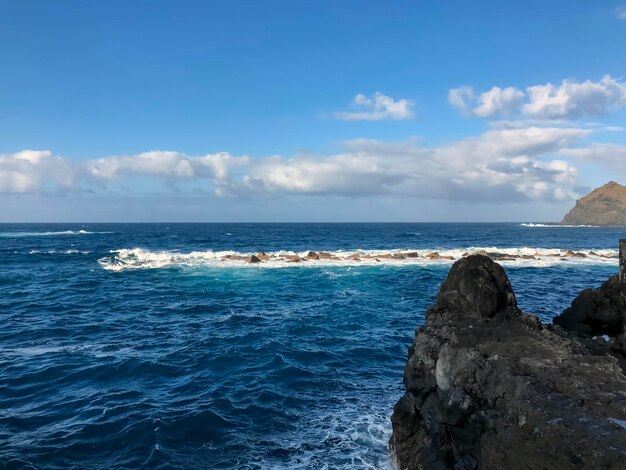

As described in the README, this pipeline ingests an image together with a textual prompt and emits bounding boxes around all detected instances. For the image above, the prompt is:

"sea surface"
[0,223,623,469]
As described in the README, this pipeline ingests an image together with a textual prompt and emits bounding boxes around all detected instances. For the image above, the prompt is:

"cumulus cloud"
[86,151,250,195]
[0,150,74,193]
[237,126,584,202]
[616,6,626,20]
[241,152,410,196]
[0,126,596,203]
[524,76,626,118]
[449,86,525,117]
[334,92,414,121]
[449,75,626,119]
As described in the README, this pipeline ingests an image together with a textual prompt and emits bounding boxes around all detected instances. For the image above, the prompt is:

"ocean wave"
[520,223,596,228]
[98,246,619,271]
[1,343,137,359]
[0,230,108,237]
[29,249,91,255]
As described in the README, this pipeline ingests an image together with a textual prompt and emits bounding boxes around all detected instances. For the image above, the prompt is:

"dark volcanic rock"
[554,239,626,359]
[434,255,518,320]
[390,254,626,470]
[554,274,626,338]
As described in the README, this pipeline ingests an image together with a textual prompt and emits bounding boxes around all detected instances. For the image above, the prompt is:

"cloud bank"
[0,125,603,204]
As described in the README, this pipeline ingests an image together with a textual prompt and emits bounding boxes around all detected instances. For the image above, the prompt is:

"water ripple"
[0,223,619,468]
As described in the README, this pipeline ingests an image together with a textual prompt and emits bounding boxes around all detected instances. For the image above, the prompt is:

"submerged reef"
[390,250,626,469]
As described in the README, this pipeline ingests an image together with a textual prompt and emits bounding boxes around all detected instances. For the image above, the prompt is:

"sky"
[1,0,626,222]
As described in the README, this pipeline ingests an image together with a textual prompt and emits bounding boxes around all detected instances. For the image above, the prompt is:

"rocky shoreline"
[389,245,626,469]
[100,246,619,272]
[220,249,612,264]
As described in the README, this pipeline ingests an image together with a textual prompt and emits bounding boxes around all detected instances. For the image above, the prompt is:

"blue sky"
[1,0,626,221]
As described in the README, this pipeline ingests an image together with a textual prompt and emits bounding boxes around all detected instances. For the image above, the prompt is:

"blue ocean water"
[0,223,622,469]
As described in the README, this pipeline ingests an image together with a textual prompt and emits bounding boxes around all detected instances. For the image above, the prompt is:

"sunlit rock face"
[561,181,626,226]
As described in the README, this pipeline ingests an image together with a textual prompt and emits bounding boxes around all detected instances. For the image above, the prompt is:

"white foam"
[520,223,596,228]
[29,249,91,255]
[0,230,108,237]
[98,246,619,271]
[257,402,395,470]
[1,343,136,358]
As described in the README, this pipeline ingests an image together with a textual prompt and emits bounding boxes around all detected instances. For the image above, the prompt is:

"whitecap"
[520,223,596,228]
[1,343,136,359]
[29,249,91,255]
[98,246,619,271]
[0,230,110,237]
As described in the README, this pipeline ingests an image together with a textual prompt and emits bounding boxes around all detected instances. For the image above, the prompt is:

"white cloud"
[560,143,626,170]
[0,126,595,203]
[449,75,626,119]
[238,126,585,202]
[88,151,195,179]
[449,86,525,117]
[0,150,74,193]
[524,76,626,118]
[334,92,414,121]
[615,6,626,20]
[86,151,250,195]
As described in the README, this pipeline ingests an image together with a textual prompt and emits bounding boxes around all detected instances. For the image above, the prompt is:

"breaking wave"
[520,223,596,228]
[0,230,107,238]
[98,246,619,271]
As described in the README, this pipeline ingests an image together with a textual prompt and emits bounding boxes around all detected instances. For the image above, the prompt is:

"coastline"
[390,245,626,469]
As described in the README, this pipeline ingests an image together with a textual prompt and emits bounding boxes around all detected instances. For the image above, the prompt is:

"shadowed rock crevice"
[390,254,626,470]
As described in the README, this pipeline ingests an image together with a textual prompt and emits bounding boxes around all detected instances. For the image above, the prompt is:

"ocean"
[0,223,622,469]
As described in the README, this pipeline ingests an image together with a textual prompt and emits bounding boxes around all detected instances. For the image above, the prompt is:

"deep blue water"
[0,223,623,469]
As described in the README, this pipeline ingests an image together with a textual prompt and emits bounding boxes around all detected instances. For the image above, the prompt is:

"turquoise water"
[0,223,621,468]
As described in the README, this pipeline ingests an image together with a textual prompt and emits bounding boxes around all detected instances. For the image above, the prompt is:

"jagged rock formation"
[561,181,626,226]
[554,238,626,366]
[390,254,626,470]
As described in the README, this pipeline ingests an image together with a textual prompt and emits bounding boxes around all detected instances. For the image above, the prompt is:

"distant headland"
[561,181,626,226]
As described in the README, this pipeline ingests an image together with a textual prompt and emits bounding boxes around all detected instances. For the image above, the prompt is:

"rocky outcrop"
[554,239,626,363]
[561,181,626,226]
[390,254,626,470]
[255,252,270,261]
[217,249,615,265]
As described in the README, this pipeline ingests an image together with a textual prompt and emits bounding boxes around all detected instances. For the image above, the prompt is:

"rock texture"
[390,255,626,470]
[554,239,626,366]
[561,181,626,226]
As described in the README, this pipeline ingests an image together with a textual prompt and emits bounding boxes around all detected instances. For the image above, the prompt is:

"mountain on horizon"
[561,181,626,226]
